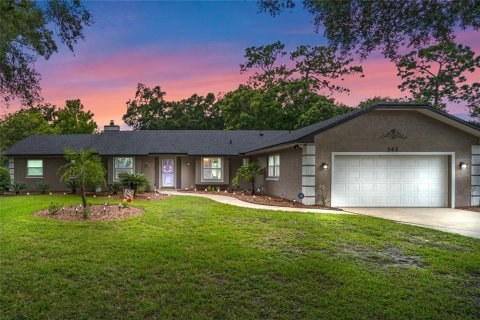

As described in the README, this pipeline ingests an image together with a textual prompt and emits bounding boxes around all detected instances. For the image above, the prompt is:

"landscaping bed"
[179,190,337,209]
[457,206,480,213]
[35,204,145,221]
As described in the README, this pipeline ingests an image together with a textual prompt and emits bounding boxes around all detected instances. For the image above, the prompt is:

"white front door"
[332,155,449,207]
[161,158,175,188]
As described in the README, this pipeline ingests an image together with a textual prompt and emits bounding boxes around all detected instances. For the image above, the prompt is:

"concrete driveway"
[343,208,480,239]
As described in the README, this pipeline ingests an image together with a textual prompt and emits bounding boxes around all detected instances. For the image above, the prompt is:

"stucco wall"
[314,110,478,207]
[13,157,69,192]
[253,147,302,200]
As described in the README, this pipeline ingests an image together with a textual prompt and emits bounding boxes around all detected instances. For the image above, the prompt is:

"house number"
[387,147,399,152]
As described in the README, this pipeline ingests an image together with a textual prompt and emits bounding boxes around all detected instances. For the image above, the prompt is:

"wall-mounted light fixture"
[460,162,468,169]
[144,161,150,168]
[321,163,329,170]
[186,162,191,166]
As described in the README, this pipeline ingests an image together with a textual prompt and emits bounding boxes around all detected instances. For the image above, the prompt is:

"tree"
[1,0,92,105]
[257,0,480,60]
[396,41,480,115]
[53,99,97,133]
[0,109,57,164]
[123,83,224,130]
[0,167,10,194]
[232,162,265,195]
[59,147,105,208]
[356,96,423,109]
[241,41,363,94]
[219,81,351,130]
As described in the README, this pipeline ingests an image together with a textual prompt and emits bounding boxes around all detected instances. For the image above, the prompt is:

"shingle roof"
[5,103,478,157]
[3,130,288,156]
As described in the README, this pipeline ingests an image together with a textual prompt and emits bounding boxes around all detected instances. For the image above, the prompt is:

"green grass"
[0,195,479,320]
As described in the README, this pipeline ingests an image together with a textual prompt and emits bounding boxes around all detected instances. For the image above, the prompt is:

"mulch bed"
[35,204,145,221]
[456,206,480,213]
[179,190,338,210]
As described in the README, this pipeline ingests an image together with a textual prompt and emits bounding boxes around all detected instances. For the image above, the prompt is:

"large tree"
[219,81,351,130]
[257,0,480,60]
[123,83,224,130]
[0,0,92,105]
[53,99,97,134]
[396,41,480,116]
[241,41,363,94]
[0,109,57,163]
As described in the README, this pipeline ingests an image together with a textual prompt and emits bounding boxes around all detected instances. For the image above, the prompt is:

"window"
[267,154,280,178]
[114,157,134,181]
[202,157,222,181]
[27,160,43,177]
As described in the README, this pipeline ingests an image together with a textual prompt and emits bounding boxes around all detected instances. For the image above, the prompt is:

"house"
[4,103,479,208]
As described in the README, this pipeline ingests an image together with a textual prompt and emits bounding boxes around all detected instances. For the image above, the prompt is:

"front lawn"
[1,195,479,319]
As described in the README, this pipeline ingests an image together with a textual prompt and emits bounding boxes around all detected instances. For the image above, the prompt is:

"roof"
[4,103,479,157]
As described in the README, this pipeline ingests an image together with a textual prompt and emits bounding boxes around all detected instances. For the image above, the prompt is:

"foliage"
[0,109,57,164]
[257,0,480,60]
[59,148,106,208]
[123,83,224,130]
[66,178,79,194]
[118,172,149,195]
[356,96,423,109]
[10,181,26,194]
[241,41,363,94]
[48,202,62,215]
[396,41,480,117]
[318,185,328,206]
[219,82,351,130]
[52,99,97,134]
[37,181,51,194]
[108,182,122,195]
[0,166,10,194]
[232,162,265,195]
[82,208,91,219]
[0,0,92,105]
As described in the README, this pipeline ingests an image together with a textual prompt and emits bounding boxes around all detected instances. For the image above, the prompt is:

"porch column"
[301,144,316,205]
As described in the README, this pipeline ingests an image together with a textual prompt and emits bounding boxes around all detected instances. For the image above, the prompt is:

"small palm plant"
[232,162,265,195]
[59,148,106,208]
[37,181,51,194]
[108,182,122,195]
[118,172,149,195]
[66,179,79,194]
[10,181,26,195]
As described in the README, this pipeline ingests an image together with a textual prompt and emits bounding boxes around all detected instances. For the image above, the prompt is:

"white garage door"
[332,155,448,207]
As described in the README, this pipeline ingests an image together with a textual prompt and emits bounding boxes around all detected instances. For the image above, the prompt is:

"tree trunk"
[80,184,87,208]
[251,180,255,195]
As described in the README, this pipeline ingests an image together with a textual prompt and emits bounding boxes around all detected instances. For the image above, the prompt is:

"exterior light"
[460,162,468,169]
[322,163,329,170]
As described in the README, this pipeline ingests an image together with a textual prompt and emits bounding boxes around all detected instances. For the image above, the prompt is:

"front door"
[161,158,175,188]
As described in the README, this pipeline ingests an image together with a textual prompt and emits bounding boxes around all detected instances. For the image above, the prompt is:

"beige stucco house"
[5,103,479,208]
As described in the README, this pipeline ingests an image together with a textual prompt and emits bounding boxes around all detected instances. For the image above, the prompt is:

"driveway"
[344,208,480,239]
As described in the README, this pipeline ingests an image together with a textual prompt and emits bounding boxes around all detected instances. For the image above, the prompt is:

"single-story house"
[4,103,479,208]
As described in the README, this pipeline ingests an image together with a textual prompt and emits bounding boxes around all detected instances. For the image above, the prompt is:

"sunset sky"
[3,1,479,127]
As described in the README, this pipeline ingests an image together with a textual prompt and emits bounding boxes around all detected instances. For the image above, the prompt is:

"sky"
[2,1,479,127]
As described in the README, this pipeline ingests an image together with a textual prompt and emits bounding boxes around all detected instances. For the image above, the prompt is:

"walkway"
[163,191,347,214]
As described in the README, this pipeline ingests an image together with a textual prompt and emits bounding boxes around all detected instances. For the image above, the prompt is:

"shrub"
[10,181,26,195]
[0,167,10,194]
[66,179,79,194]
[319,184,328,206]
[82,208,91,219]
[136,183,150,194]
[232,162,265,195]
[118,172,149,195]
[37,181,51,194]
[109,182,122,195]
[48,202,62,215]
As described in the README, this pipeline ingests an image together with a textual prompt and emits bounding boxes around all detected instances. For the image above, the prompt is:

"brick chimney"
[104,120,120,132]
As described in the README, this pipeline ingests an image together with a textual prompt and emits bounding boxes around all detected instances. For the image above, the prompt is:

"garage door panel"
[333,155,448,207]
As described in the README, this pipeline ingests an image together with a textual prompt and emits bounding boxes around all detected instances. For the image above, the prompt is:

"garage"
[332,154,450,207]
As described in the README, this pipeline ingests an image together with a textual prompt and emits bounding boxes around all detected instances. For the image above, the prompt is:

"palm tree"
[59,148,106,208]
